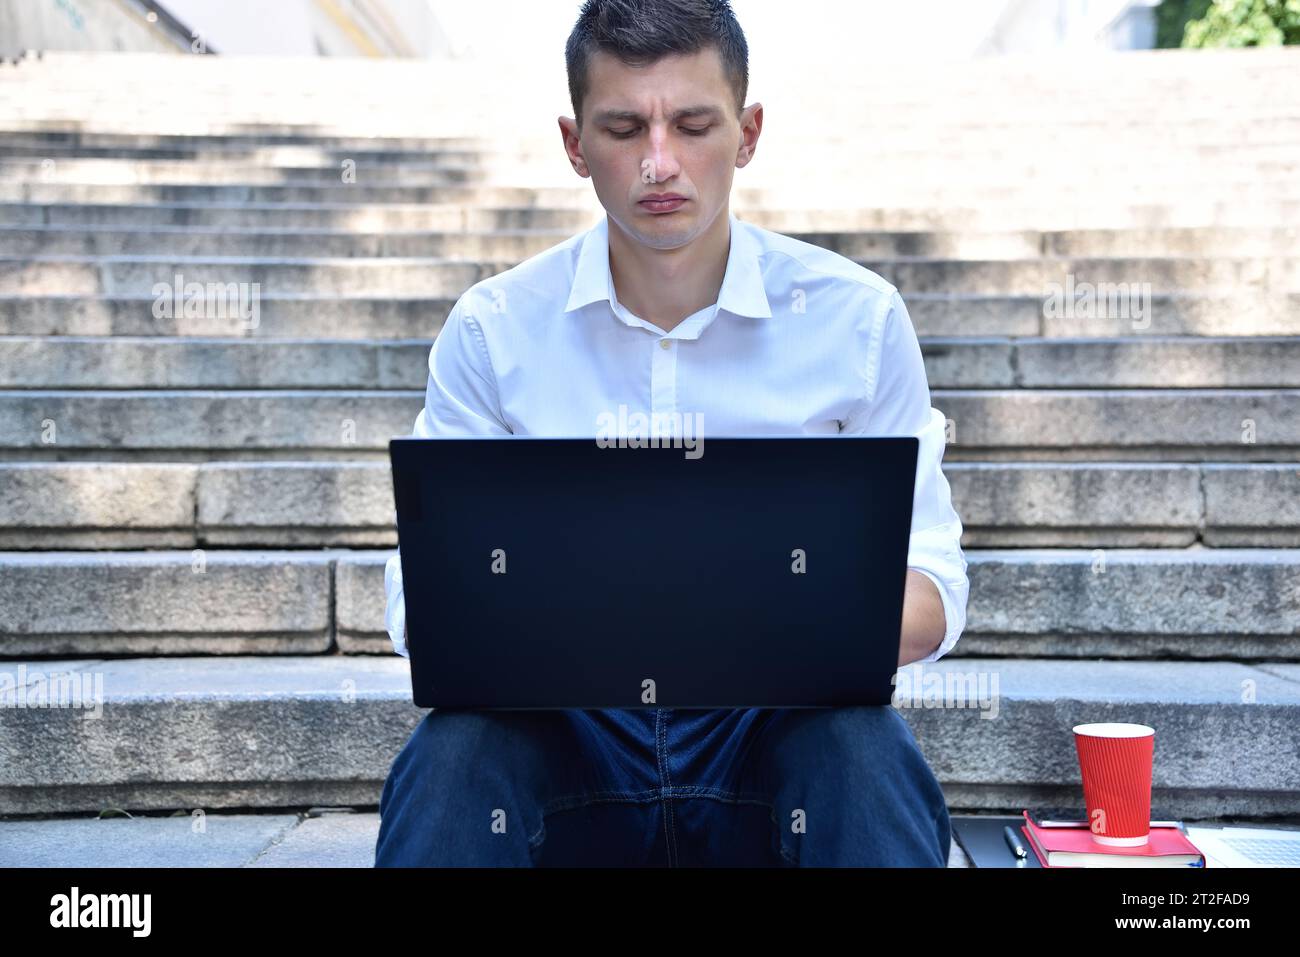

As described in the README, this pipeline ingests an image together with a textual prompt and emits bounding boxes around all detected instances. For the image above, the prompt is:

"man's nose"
[642,126,682,183]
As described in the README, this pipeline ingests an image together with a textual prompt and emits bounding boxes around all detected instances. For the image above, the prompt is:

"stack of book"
[1019,810,1205,868]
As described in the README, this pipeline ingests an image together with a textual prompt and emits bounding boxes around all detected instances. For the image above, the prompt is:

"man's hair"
[565,0,749,130]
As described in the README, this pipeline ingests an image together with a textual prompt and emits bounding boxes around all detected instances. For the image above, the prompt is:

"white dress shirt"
[384,211,969,665]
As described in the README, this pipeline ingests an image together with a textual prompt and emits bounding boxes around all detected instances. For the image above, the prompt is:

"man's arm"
[900,569,947,665]
[385,293,510,658]
[842,288,970,668]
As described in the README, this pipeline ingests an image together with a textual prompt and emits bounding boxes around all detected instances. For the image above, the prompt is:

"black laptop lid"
[391,435,918,709]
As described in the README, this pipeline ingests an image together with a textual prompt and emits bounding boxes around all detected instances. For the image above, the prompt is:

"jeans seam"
[541,789,664,814]
[659,789,793,866]
[654,708,678,866]
[528,793,664,851]
[539,786,775,812]
[535,785,770,819]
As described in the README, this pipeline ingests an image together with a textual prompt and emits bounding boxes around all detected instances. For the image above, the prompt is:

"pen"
[1003,825,1027,859]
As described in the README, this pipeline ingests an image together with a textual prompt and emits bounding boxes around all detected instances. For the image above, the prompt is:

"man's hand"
[897,569,946,667]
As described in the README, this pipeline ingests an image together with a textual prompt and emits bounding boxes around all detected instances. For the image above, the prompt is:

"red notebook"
[1020,811,1205,867]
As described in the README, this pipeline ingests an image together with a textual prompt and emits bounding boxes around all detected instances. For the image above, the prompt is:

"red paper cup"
[1073,722,1154,846]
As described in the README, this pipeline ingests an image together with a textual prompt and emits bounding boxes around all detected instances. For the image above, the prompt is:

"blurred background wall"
[0,0,1173,60]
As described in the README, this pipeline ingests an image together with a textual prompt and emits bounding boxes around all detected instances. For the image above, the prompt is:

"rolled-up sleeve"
[385,292,511,658]
[841,287,969,663]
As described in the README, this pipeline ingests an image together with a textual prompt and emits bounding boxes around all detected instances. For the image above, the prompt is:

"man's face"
[560,47,760,250]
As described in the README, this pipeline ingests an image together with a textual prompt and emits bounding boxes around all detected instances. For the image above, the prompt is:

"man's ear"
[558,116,589,178]
[735,102,763,169]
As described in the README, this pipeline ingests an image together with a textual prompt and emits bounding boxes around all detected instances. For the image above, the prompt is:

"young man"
[375,0,969,867]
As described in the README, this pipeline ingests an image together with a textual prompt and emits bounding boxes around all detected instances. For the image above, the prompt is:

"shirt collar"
[564,210,773,320]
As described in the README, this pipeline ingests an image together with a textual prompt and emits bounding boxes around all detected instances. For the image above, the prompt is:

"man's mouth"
[638,194,688,213]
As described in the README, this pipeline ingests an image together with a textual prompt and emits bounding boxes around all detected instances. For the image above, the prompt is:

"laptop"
[389,435,918,710]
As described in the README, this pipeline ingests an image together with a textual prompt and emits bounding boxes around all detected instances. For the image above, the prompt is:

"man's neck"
[607,206,731,334]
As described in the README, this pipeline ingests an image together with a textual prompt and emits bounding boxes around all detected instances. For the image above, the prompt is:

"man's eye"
[606,126,710,138]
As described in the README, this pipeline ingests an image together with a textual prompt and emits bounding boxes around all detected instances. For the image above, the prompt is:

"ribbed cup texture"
[1075,732,1154,840]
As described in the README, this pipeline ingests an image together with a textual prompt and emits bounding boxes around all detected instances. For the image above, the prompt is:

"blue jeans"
[374,705,950,866]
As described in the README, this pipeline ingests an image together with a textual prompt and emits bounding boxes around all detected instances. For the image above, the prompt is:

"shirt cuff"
[383,552,410,659]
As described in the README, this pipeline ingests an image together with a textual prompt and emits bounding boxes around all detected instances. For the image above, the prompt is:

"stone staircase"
[0,48,1297,853]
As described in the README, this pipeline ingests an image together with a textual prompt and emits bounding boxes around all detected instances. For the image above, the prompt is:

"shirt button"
[659,339,672,350]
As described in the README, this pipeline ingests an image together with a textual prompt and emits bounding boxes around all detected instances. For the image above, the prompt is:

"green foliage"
[1181,0,1300,46]
[1155,0,1214,47]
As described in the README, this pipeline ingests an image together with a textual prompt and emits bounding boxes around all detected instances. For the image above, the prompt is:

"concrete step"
[0,158,491,186]
[2,225,1297,260]
[5,157,1296,189]
[933,389,1300,461]
[0,389,417,457]
[6,200,1299,233]
[0,655,1296,817]
[0,550,339,656]
[2,137,1296,163]
[1,292,1294,339]
[0,139,490,162]
[0,462,399,549]
[7,809,1289,867]
[0,335,1295,390]
[0,256,509,296]
[741,203,1300,232]
[0,389,1294,460]
[845,227,1300,260]
[10,97,1300,132]
[6,111,1299,145]
[0,129,490,153]
[0,460,1296,550]
[0,201,598,231]
[0,336,434,388]
[1,139,1289,169]
[910,292,1300,339]
[4,180,1299,209]
[0,295,459,338]
[4,139,1297,176]
[0,182,596,207]
[0,809,384,868]
[866,257,1300,296]
[930,337,1300,389]
[0,548,1295,658]
[3,255,1295,297]
[948,463,1300,547]
[0,226,576,259]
